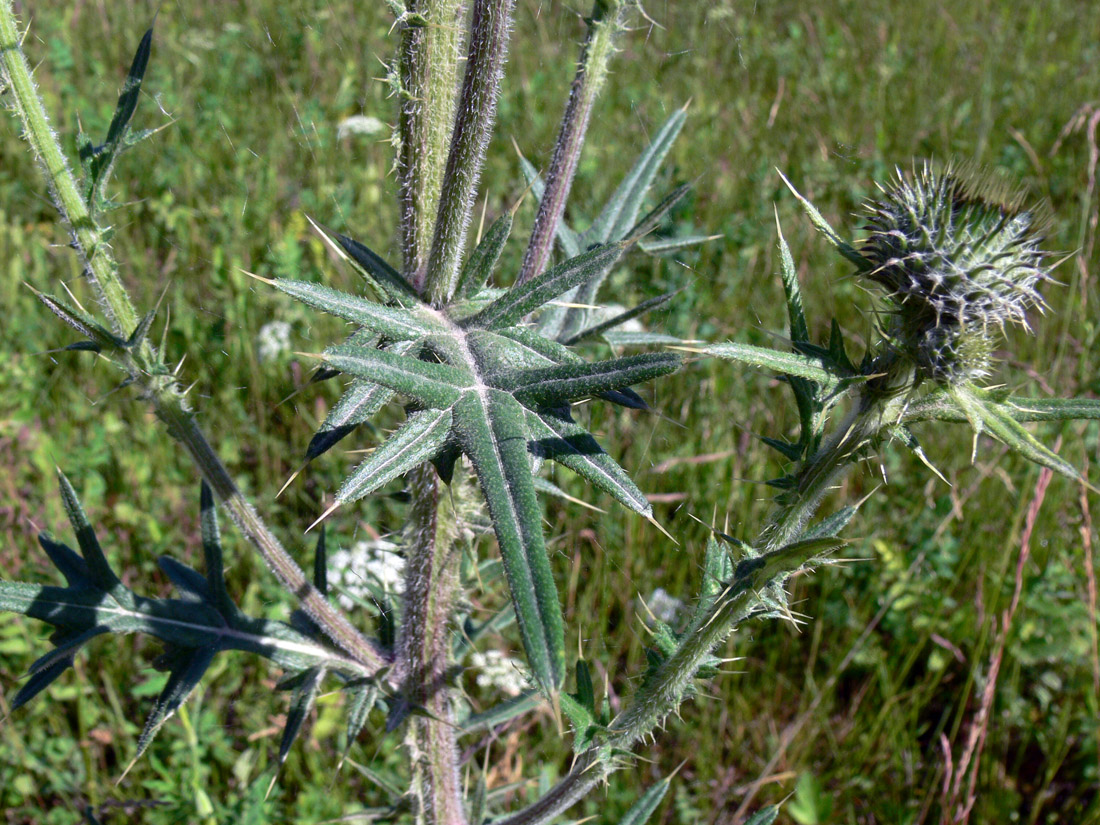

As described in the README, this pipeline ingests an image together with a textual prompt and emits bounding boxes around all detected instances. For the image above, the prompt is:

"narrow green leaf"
[125,309,156,350]
[952,386,1083,481]
[618,776,671,825]
[279,666,326,766]
[336,408,454,504]
[743,806,780,825]
[602,330,685,346]
[637,234,719,255]
[625,183,691,242]
[306,340,418,461]
[561,291,678,346]
[271,279,437,340]
[313,528,328,595]
[343,679,379,753]
[703,342,843,388]
[331,231,419,303]
[460,691,541,733]
[800,506,858,542]
[575,659,595,713]
[56,471,122,595]
[453,390,565,692]
[777,169,870,270]
[500,352,680,407]
[776,213,819,451]
[323,344,468,410]
[136,646,217,760]
[456,210,513,298]
[199,482,238,620]
[586,108,687,245]
[35,291,124,351]
[903,392,1100,425]
[468,243,625,329]
[525,409,652,516]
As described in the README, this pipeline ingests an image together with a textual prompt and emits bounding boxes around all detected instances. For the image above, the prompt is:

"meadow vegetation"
[1,1,1098,822]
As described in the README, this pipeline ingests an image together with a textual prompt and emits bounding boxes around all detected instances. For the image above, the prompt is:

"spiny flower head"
[859,162,1051,384]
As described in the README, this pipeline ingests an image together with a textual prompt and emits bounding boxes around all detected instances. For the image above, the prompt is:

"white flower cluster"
[468,649,529,697]
[256,320,292,363]
[327,538,405,610]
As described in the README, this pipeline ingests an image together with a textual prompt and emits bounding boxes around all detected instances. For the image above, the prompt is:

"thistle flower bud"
[859,162,1051,384]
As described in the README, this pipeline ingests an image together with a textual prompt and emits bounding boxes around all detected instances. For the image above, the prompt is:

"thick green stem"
[397,0,465,287]
[423,0,517,305]
[399,464,470,825]
[0,1,389,677]
[516,0,629,286]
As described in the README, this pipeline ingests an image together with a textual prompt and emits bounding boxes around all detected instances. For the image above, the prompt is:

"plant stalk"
[0,2,389,677]
[516,0,629,286]
[399,465,470,825]
[397,0,466,289]
[423,0,517,305]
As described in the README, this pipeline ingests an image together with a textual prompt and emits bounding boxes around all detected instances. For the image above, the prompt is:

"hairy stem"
[424,0,517,305]
[0,2,137,337]
[0,1,389,677]
[516,0,630,286]
[397,0,466,288]
[399,465,470,825]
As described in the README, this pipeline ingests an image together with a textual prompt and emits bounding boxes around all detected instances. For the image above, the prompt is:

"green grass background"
[1,0,1099,822]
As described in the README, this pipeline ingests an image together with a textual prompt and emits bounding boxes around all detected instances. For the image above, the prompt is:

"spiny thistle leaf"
[561,290,678,346]
[79,26,154,212]
[304,340,417,462]
[326,227,419,303]
[278,665,326,767]
[525,408,651,516]
[701,342,848,389]
[584,108,687,246]
[902,392,1100,425]
[336,408,454,505]
[322,344,467,410]
[1,476,380,760]
[743,806,780,825]
[453,389,565,692]
[34,290,125,352]
[270,211,680,697]
[467,242,625,329]
[269,278,441,340]
[617,775,672,825]
[456,209,513,299]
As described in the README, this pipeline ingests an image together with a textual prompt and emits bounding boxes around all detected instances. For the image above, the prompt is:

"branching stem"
[0,0,389,677]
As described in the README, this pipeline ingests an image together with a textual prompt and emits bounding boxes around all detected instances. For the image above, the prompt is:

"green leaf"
[323,344,468,410]
[585,108,687,245]
[342,679,380,754]
[456,209,513,298]
[743,806,780,825]
[903,392,1100,425]
[453,390,565,693]
[329,230,419,303]
[270,278,438,340]
[777,170,870,271]
[305,341,417,462]
[468,243,625,329]
[336,408,454,504]
[618,776,671,825]
[500,352,680,407]
[776,213,818,451]
[950,385,1082,481]
[637,234,719,255]
[703,342,843,388]
[35,291,125,352]
[136,645,217,760]
[800,506,858,541]
[80,26,153,208]
[460,691,541,733]
[525,409,652,516]
[278,666,326,766]
[625,183,691,242]
[561,291,679,346]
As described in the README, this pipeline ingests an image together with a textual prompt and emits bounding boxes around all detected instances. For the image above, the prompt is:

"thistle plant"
[1,2,1097,823]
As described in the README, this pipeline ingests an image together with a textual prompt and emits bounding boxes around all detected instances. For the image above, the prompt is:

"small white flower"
[257,320,292,363]
[337,115,386,140]
[469,649,529,696]
[646,587,684,624]
[328,539,405,609]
